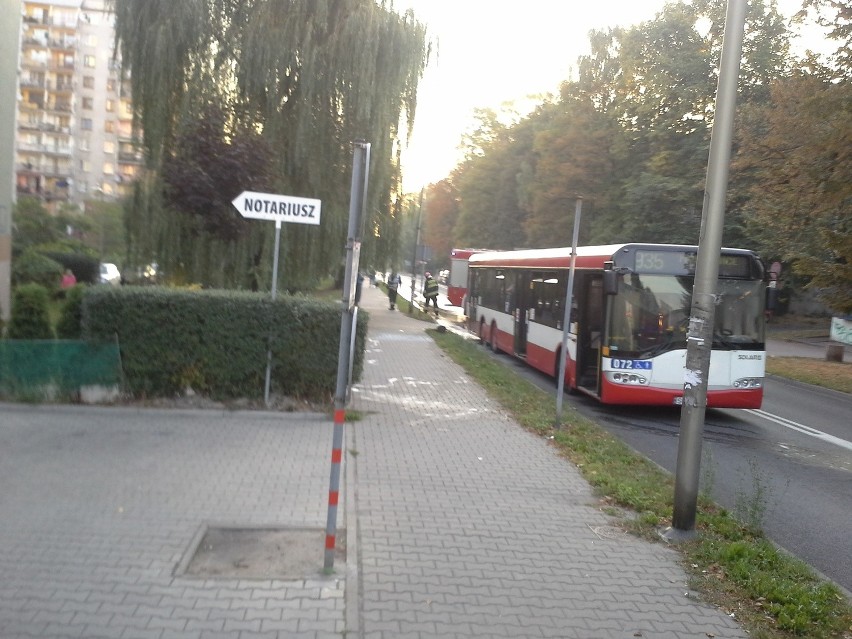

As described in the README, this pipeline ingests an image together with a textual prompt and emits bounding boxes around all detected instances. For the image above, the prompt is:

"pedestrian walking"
[387,272,402,310]
[423,271,439,317]
[60,268,77,289]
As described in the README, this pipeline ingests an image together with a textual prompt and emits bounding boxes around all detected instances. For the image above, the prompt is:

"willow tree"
[113,0,429,289]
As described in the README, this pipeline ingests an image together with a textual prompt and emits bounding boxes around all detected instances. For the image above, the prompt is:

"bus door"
[465,270,479,334]
[576,274,604,394]
[513,271,530,357]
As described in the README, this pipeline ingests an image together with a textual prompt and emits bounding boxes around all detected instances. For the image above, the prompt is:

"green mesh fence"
[0,340,123,399]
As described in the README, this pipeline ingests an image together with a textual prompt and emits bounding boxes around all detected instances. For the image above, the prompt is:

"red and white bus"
[447,248,490,307]
[466,243,767,408]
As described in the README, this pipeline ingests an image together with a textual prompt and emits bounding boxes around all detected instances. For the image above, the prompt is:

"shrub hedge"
[12,249,63,290]
[82,286,368,401]
[56,284,86,339]
[8,283,54,339]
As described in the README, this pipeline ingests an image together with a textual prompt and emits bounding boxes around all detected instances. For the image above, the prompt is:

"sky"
[393,0,832,193]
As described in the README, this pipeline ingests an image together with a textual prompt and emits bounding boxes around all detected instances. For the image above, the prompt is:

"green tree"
[453,108,532,249]
[735,68,851,313]
[421,180,460,268]
[114,0,429,289]
[12,197,69,256]
[524,96,618,247]
[798,0,851,78]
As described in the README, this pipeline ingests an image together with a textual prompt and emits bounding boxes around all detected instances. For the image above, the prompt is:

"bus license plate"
[610,359,652,370]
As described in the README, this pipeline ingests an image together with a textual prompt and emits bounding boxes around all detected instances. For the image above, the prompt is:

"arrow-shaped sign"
[232,190,322,225]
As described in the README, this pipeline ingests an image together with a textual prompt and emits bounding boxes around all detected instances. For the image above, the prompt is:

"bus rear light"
[732,377,763,389]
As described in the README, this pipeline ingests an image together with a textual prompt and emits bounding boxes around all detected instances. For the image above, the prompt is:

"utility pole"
[665,0,747,540]
[408,189,423,315]
[0,0,22,322]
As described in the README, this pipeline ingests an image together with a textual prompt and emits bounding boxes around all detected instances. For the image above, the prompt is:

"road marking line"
[745,409,852,452]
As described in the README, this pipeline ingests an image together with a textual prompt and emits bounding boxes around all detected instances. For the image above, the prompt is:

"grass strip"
[767,356,852,394]
[430,328,852,639]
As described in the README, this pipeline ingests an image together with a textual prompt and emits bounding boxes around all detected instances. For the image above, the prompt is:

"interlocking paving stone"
[0,284,751,638]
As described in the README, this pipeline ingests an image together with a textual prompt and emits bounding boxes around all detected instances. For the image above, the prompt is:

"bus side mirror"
[604,268,619,296]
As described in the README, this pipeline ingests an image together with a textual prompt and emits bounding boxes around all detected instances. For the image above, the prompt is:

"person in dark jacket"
[387,272,402,310]
[423,272,439,317]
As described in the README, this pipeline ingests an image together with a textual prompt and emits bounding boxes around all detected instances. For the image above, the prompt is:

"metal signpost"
[556,198,583,427]
[231,191,322,404]
[325,141,370,572]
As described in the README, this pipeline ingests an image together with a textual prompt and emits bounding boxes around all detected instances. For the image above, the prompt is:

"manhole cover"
[180,526,346,579]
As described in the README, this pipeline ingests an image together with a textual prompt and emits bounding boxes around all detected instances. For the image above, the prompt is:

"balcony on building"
[48,37,77,52]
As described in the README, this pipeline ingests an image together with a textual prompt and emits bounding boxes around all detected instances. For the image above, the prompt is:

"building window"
[80,160,91,172]
[84,55,96,68]
[104,120,115,133]
[105,99,114,112]
[103,162,114,175]
[85,34,97,47]
[83,76,95,89]
[103,140,115,154]
[81,118,93,130]
[106,79,116,92]
[82,97,93,110]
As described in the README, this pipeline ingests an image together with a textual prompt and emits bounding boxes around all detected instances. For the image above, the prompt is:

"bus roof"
[451,248,492,259]
[467,243,758,270]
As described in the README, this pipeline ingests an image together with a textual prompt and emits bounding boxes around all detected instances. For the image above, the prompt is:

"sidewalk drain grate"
[179,526,346,579]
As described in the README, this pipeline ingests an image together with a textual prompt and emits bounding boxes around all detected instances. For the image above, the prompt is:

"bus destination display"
[634,250,696,274]
[634,250,750,277]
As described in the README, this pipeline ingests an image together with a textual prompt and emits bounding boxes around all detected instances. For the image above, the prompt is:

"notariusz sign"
[232,190,321,225]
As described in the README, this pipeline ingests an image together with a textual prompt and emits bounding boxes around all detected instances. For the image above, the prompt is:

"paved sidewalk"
[0,405,345,639]
[0,283,754,639]
[347,284,748,638]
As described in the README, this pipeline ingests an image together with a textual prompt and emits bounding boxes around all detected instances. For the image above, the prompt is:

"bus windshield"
[607,274,765,357]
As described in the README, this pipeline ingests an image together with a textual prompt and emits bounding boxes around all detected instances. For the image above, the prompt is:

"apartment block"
[15,0,141,208]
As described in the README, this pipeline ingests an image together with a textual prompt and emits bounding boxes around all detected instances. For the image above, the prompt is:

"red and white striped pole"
[324,140,370,571]
[324,407,346,567]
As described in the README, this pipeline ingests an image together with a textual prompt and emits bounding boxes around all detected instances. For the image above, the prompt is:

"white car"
[99,262,121,286]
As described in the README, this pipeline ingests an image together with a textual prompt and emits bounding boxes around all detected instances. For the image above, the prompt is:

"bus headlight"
[732,377,763,389]
[610,372,648,385]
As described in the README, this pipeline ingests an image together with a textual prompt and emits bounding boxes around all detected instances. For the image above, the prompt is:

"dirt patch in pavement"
[181,526,345,580]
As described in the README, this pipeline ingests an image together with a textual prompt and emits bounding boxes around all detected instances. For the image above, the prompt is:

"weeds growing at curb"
[429,328,852,639]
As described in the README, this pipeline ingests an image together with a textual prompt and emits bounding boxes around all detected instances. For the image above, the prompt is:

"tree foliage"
[434,0,850,313]
[735,70,851,313]
[113,0,430,289]
[421,180,459,268]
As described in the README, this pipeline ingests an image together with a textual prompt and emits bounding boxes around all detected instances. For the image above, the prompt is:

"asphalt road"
[585,378,852,594]
[472,346,852,594]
